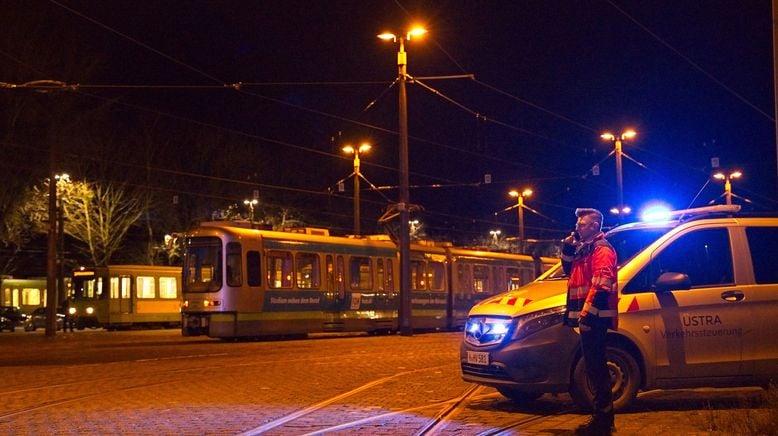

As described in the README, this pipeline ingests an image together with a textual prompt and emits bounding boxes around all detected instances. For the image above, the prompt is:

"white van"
[460,205,778,410]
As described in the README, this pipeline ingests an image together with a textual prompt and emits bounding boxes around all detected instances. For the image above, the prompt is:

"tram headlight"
[511,306,566,341]
[85,307,94,315]
[68,307,76,315]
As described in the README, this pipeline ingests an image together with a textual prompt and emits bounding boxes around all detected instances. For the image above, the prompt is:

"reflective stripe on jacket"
[563,232,618,330]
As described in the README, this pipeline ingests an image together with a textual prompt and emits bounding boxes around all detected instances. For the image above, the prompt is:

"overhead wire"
[605,0,775,123]
[34,0,772,234]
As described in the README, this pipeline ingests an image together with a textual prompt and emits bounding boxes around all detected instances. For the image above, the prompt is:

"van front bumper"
[460,323,580,393]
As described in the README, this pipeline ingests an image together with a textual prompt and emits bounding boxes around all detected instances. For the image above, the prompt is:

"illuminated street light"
[342,143,371,235]
[609,206,632,216]
[713,170,742,205]
[489,229,501,245]
[379,25,426,336]
[601,130,636,221]
[509,189,532,241]
[243,199,258,225]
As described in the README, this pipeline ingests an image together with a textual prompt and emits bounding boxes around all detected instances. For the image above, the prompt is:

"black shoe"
[574,414,615,435]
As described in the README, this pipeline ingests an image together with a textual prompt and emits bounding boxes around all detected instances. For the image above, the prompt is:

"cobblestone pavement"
[0,329,771,435]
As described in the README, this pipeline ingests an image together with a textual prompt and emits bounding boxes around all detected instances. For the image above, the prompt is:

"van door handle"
[721,290,744,302]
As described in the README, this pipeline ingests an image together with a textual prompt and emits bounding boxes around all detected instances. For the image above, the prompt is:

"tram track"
[413,384,483,435]
[237,373,573,436]
[474,405,577,436]
[0,346,437,397]
[0,344,464,430]
[238,363,460,435]
[0,379,179,419]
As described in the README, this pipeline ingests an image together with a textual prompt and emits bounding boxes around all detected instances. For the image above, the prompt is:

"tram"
[70,265,182,330]
[1,277,51,313]
[181,222,557,339]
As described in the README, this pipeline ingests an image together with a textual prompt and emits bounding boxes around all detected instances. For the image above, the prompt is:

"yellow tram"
[182,222,557,339]
[70,265,182,330]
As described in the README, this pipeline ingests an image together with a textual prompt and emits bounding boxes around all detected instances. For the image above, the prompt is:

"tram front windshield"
[71,272,105,300]
[184,236,222,292]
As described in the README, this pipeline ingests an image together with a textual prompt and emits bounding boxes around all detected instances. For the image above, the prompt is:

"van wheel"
[569,346,640,412]
[496,387,543,405]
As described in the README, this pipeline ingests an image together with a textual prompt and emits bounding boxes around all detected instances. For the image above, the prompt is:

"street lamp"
[378,26,426,336]
[342,142,371,235]
[489,230,501,246]
[601,130,636,221]
[713,170,742,205]
[509,188,532,242]
[609,206,632,216]
[243,199,258,225]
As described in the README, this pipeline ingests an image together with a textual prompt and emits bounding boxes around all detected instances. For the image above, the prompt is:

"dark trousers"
[580,316,613,417]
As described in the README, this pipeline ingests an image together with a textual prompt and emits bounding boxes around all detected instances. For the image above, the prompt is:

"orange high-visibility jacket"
[562,232,618,330]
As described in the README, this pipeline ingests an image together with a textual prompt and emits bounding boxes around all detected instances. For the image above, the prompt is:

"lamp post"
[378,26,426,336]
[713,170,742,205]
[45,173,57,336]
[55,174,69,312]
[244,199,258,225]
[509,189,532,242]
[342,143,371,235]
[601,130,636,221]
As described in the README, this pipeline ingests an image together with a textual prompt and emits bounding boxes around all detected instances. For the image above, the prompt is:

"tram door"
[109,275,132,315]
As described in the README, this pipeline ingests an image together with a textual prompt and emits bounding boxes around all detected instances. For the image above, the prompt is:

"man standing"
[561,208,618,435]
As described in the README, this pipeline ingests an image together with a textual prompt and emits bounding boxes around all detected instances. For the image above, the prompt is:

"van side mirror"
[654,272,691,292]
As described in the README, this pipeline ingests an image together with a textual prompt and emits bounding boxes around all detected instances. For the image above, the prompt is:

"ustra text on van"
[460,205,778,410]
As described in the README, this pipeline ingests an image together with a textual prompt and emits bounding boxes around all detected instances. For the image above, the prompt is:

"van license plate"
[467,351,489,365]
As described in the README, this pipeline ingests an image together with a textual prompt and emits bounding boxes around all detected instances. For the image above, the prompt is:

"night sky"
[2,0,775,243]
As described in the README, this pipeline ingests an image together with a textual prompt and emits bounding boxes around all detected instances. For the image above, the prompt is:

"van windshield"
[540,225,674,280]
[607,226,673,267]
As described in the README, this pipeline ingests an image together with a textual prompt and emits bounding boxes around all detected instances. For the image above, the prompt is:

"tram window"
[428,262,445,291]
[326,255,335,293]
[23,288,42,306]
[493,267,505,293]
[457,263,471,298]
[386,259,395,292]
[473,265,489,293]
[136,276,156,299]
[507,267,522,290]
[111,276,131,299]
[349,256,372,290]
[226,242,242,287]
[268,251,293,288]
[247,251,261,287]
[296,253,320,289]
[96,277,105,298]
[159,276,178,299]
[336,256,345,298]
[377,259,385,291]
[80,277,104,299]
[411,261,426,290]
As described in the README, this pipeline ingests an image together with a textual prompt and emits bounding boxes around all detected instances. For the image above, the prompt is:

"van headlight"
[511,306,566,341]
[464,317,515,346]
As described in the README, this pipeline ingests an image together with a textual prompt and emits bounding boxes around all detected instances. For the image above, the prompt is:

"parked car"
[0,306,28,329]
[0,315,14,332]
[24,307,65,331]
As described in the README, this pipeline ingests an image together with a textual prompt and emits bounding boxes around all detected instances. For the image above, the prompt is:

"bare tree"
[60,181,146,266]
